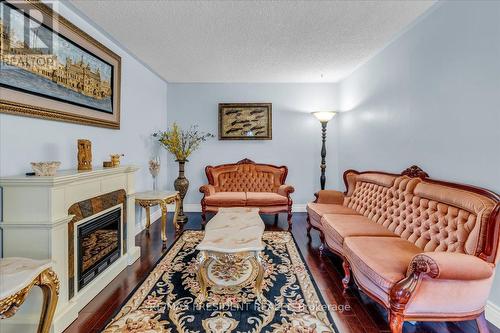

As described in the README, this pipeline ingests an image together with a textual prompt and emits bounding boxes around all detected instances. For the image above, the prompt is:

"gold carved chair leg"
[36,269,60,333]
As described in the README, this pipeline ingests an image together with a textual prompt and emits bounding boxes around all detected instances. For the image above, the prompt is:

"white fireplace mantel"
[0,165,141,333]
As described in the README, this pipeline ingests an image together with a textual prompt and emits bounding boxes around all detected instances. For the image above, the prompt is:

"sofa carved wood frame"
[199,158,293,227]
[307,165,500,333]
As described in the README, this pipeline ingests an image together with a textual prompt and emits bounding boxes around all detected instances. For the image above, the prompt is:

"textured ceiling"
[68,0,435,83]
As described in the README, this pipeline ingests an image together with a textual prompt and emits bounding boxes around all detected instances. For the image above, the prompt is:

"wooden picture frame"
[218,103,272,140]
[0,0,121,129]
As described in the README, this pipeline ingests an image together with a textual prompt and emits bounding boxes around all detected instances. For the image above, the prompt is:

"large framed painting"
[218,103,272,140]
[0,0,121,129]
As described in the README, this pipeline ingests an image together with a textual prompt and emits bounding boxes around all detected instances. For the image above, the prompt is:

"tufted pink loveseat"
[306,166,500,333]
[199,159,294,228]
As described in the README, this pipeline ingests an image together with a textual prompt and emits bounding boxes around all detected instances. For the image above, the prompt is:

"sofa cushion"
[344,237,422,293]
[204,192,246,207]
[322,214,396,247]
[307,203,358,227]
[246,192,288,206]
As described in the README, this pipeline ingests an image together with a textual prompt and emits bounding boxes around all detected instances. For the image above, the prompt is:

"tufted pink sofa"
[307,166,500,333]
[200,159,294,227]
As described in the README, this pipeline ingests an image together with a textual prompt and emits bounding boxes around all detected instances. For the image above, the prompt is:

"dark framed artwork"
[218,103,272,140]
[0,0,121,129]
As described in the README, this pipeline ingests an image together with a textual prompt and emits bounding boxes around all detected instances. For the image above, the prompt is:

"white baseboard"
[486,301,500,328]
[166,203,307,213]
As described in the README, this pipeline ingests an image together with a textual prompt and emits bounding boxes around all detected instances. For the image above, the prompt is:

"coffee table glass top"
[197,207,265,253]
[134,190,178,200]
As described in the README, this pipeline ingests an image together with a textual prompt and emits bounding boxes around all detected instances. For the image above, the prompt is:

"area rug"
[102,230,339,333]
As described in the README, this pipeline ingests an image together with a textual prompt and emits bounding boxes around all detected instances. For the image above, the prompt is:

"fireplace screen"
[77,207,121,290]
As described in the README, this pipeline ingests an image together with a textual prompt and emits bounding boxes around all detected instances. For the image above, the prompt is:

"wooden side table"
[0,258,60,333]
[135,190,181,242]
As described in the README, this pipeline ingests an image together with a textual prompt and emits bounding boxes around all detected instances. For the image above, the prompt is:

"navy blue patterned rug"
[103,230,339,332]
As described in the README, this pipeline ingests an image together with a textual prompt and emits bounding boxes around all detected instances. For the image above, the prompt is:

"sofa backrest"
[344,173,396,221]
[343,166,500,263]
[399,182,497,256]
[205,159,287,192]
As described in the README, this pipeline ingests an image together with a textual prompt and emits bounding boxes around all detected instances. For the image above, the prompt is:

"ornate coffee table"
[195,207,266,303]
[135,190,180,242]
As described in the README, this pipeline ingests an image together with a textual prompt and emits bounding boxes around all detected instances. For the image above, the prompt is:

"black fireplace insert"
[77,207,121,290]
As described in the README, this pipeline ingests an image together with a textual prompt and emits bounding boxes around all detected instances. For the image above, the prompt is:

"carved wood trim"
[407,254,440,278]
[401,165,429,178]
[236,158,256,164]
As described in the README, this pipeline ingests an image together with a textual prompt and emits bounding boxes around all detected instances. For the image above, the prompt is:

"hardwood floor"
[64,212,499,333]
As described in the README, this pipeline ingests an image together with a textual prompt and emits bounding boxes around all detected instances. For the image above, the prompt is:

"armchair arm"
[407,252,494,281]
[199,184,216,196]
[314,190,345,204]
[278,184,295,197]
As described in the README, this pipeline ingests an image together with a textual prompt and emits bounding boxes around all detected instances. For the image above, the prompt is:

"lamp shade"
[312,111,337,123]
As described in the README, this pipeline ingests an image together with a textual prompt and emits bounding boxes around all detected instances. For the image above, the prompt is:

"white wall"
[337,0,500,320]
[0,1,168,233]
[166,83,339,208]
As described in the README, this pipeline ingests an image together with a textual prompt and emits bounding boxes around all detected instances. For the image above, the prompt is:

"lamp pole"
[312,111,336,190]
[320,121,327,190]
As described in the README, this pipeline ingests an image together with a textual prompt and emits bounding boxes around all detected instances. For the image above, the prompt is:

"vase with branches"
[153,123,214,222]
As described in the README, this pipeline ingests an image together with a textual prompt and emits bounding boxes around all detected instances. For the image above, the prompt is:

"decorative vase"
[174,159,189,223]
[149,157,161,191]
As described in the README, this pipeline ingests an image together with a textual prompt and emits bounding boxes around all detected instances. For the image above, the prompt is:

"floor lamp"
[312,111,337,190]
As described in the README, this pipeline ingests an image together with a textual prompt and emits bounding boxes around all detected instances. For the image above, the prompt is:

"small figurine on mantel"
[103,154,124,168]
[110,154,124,167]
[77,139,92,171]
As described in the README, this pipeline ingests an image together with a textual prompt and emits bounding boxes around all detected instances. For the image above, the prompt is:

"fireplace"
[77,207,122,290]
[0,166,140,332]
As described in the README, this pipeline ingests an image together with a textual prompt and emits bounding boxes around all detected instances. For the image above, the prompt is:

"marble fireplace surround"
[0,166,140,333]
[68,189,127,300]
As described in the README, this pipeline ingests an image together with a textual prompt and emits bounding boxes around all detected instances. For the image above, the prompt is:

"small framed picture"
[218,103,272,140]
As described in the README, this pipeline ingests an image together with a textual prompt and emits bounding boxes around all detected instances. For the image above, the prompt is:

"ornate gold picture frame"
[0,0,121,129]
[218,103,272,140]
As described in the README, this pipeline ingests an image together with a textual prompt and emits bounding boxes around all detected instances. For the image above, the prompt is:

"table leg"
[173,194,181,232]
[255,252,265,299]
[196,251,208,303]
[160,203,167,242]
[145,206,151,229]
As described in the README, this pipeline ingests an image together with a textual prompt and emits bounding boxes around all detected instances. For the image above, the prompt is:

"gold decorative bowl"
[30,161,61,176]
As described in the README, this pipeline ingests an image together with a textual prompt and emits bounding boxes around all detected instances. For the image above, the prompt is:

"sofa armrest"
[199,184,216,196]
[407,252,494,281]
[314,190,345,204]
[278,184,295,197]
